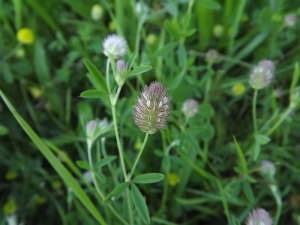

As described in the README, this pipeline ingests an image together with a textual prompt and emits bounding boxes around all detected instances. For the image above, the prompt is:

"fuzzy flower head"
[284,13,297,27]
[205,49,221,64]
[182,99,199,118]
[246,208,273,225]
[133,81,172,134]
[102,34,127,59]
[91,4,103,21]
[260,160,276,177]
[17,28,34,44]
[249,60,275,90]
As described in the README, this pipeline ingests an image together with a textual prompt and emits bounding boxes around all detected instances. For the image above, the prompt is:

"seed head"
[102,34,127,59]
[182,99,199,118]
[246,208,273,225]
[284,13,297,27]
[249,60,275,90]
[133,81,172,134]
[260,160,276,177]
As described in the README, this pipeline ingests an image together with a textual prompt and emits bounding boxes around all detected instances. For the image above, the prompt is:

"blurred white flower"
[103,34,127,59]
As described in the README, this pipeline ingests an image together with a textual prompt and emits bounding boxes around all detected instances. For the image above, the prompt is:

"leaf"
[0,124,9,136]
[80,90,108,98]
[83,59,108,93]
[94,156,117,169]
[255,134,271,145]
[0,91,106,225]
[233,136,248,174]
[154,42,178,57]
[131,183,150,224]
[103,182,130,204]
[199,103,215,119]
[132,173,164,184]
[290,63,300,93]
[127,65,153,78]
[242,181,255,203]
[197,0,221,10]
[95,171,106,183]
[76,161,91,170]
[128,51,137,70]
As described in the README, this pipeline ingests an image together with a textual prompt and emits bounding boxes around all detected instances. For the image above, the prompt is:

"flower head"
[205,49,221,64]
[116,60,127,73]
[102,34,127,59]
[17,28,34,44]
[182,99,199,118]
[232,83,246,96]
[213,24,224,38]
[249,60,275,90]
[91,4,103,21]
[168,173,180,186]
[246,208,273,225]
[260,160,276,177]
[133,81,172,134]
[284,13,297,27]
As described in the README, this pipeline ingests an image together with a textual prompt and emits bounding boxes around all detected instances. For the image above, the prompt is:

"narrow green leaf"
[94,156,117,169]
[198,0,221,10]
[95,171,106,183]
[132,173,164,184]
[131,183,150,224]
[290,63,300,92]
[76,161,91,170]
[255,134,271,145]
[154,42,177,57]
[83,59,108,93]
[128,51,137,70]
[80,90,108,98]
[233,136,248,174]
[242,181,255,203]
[0,91,106,225]
[127,65,153,78]
[103,182,130,204]
[0,124,9,136]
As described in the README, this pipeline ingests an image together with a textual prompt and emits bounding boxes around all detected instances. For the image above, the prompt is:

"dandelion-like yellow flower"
[17,28,34,44]
[146,34,157,45]
[168,173,180,186]
[232,83,246,96]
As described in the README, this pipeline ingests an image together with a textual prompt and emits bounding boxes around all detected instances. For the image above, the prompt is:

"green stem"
[0,43,22,64]
[270,184,282,225]
[128,132,149,180]
[111,104,127,179]
[87,143,128,225]
[266,107,294,136]
[252,89,258,135]
[106,59,111,94]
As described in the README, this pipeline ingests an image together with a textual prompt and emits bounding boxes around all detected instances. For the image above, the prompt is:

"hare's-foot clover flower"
[246,208,273,225]
[182,99,199,118]
[102,34,126,59]
[115,60,128,86]
[284,13,297,27]
[17,28,34,44]
[133,81,172,134]
[249,60,275,90]
[205,49,221,64]
[91,4,103,21]
[260,160,276,177]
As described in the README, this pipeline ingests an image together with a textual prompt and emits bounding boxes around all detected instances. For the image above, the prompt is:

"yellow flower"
[5,171,17,181]
[109,21,116,31]
[232,83,246,96]
[91,4,103,21]
[213,24,224,38]
[3,199,17,215]
[29,86,42,99]
[17,28,34,44]
[146,34,157,45]
[168,173,180,186]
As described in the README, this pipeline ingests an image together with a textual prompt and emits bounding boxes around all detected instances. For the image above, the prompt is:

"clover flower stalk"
[250,60,275,135]
[130,81,172,179]
[246,208,273,225]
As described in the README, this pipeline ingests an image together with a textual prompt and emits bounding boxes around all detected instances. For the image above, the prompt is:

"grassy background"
[1,0,300,224]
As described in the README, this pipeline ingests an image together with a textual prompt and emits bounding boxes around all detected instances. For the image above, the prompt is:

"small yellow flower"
[3,199,17,215]
[168,173,180,186]
[91,4,103,21]
[29,86,42,99]
[271,14,282,22]
[213,24,224,38]
[5,171,17,181]
[232,83,246,96]
[109,21,116,31]
[146,34,157,45]
[17,28,34,44]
